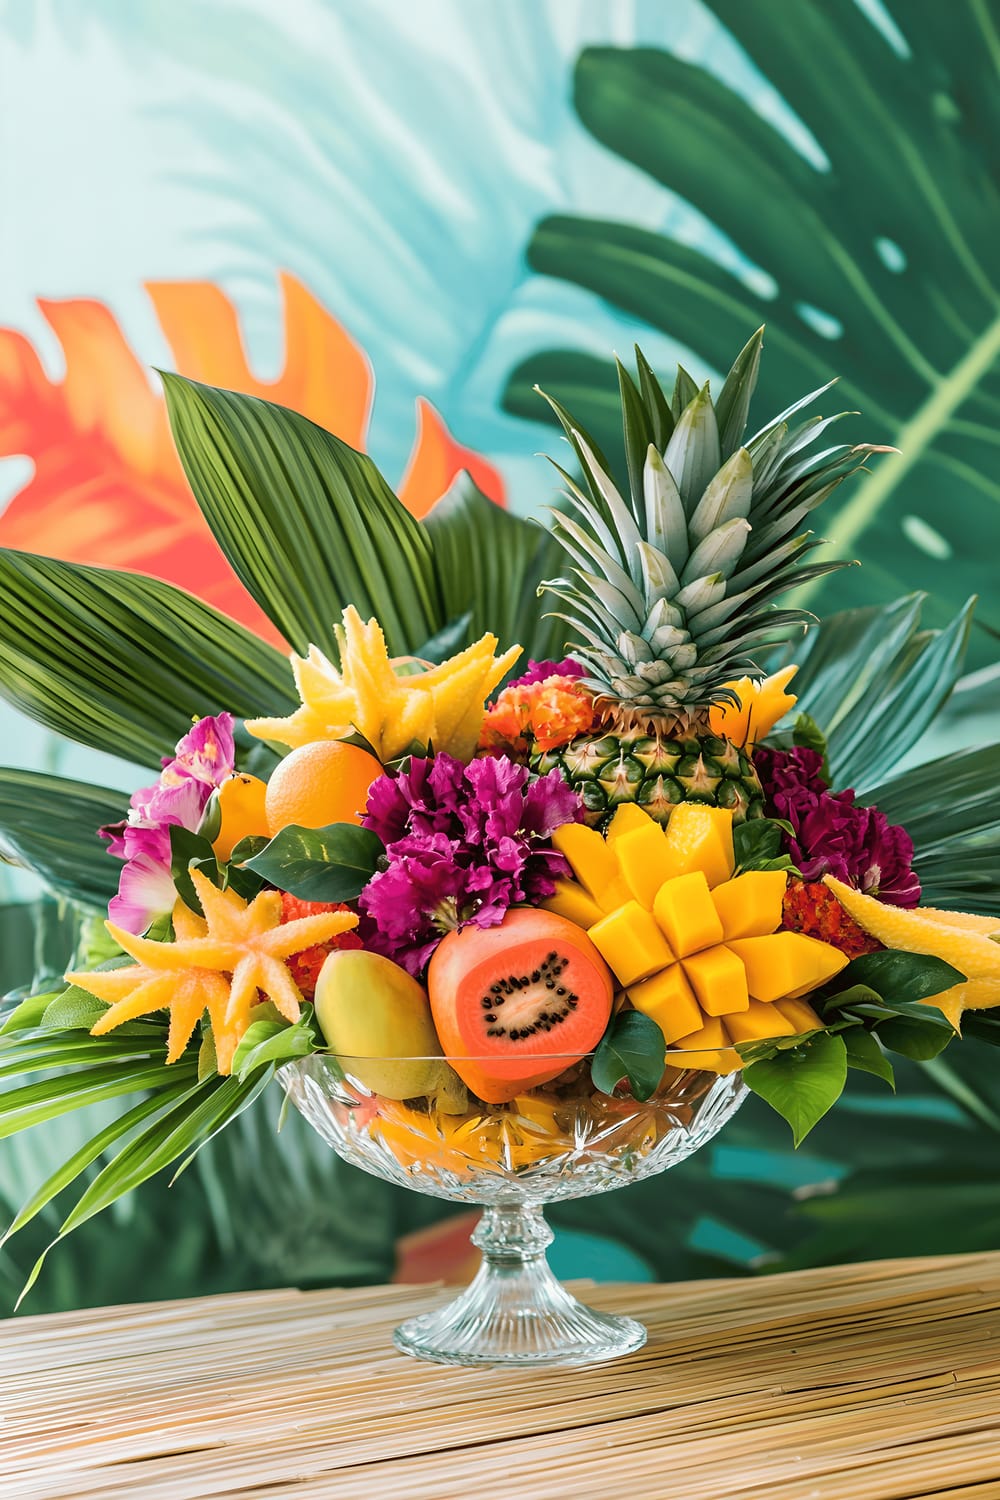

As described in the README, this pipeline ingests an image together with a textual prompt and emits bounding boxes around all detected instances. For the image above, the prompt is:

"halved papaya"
[427,908,614,1104]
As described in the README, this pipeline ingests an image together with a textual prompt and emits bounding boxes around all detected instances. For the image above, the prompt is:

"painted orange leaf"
[0,271,506,644]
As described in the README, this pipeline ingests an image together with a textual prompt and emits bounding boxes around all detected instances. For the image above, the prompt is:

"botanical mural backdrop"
[1,0,999,1309]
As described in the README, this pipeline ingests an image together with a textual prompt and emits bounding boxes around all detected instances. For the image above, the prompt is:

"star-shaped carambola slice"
[66,872,358,1074]
[245,604,520,763]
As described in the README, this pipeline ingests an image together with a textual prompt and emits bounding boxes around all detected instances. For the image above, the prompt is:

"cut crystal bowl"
[279,1052,745,1367]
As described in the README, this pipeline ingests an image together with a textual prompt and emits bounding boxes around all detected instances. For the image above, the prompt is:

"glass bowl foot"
[393,1205,647,1367]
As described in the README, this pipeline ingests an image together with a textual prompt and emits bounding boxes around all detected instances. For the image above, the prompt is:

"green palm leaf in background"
[504,0,1000,667]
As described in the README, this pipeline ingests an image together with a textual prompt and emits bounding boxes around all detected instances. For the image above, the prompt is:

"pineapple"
[532,330,883,828]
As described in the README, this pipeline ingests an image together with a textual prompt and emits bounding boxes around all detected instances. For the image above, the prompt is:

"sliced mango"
[615,822,676,909]
[773,996,823,1034]
[552,823,630,911]
[727,932,848,1003]
[825,876,1000,983]
[653,871,725,958]
[628,964,702,1045]
[541,878,604,930]
[711,870,787,940]
[726,999,797,1044]
[662,804,735,889]
[605,804,656,843]
[925,976,1000,1031]
[666,1017,741,1075]
[588,901,675,986]
[683,943,749,1016]
[915,907,1000,936]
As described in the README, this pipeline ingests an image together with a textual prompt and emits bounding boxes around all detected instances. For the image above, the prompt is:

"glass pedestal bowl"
[280,1052,745,1368]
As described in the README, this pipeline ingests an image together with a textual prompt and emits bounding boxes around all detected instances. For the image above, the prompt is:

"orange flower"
[279,891,363,997]
[0,274,505,642]
[479,676,596,758]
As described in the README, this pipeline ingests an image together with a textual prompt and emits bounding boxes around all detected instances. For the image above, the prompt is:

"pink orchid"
[101,713,236,934]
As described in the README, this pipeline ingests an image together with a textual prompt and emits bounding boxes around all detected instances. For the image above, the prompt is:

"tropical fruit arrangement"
[1,328,998,1287]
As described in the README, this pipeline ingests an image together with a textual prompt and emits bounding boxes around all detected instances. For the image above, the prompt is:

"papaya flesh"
[427,908,614,1104]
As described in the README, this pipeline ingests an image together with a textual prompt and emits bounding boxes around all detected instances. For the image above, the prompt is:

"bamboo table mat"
[1,1252,999,1499]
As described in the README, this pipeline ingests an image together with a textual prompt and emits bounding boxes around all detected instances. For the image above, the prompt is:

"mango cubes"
[588,901,673,987]
[551,804,847,1073]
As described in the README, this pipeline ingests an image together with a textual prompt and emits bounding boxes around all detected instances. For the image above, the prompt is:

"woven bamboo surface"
[2,1251,999,1499]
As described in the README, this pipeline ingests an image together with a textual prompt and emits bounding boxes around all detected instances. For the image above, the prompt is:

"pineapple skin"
[531,719,763,831]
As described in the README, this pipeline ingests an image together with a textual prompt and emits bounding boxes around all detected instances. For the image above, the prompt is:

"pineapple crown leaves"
[536,328,887,715]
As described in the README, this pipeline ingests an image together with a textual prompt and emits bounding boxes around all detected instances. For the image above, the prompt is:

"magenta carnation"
[359,752,583,976]
[506,658,585,689]
[755,745,920,907]
[101,713,236,934]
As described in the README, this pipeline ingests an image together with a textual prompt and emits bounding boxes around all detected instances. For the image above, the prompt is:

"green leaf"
[227,834,271,866]
[803,597,974,794]
[715,327,764,459]
[17,1068,269,1302]
[161,373,441,658]
[0,990,62,1036]
[745,1032,848,1145]
[169,826,263,910]
[232,1014,317,1082]
[634,344,674,452]
[197,788,223,845]
[592,1011,666,1102]
[876,1015,954,1061]
[0,549,294,765]
[505,22,1000,668]
[197,1027,219,1082]
[1,1079,199,1245]
[414,614,474,664]
[733,817,796,874]
[961,1009,1000,1047]
[839,950,966,1005]
[616,357,654,520]
[38,987,110,1032]
[0,770,124,908]
[242,822,383,902]
[843,1026,895,1088]
[422,473,565,661]
[0,1061,180,1139]
[864,743,1000,915]
[67,1071,269,1231]
[169,825,216,914]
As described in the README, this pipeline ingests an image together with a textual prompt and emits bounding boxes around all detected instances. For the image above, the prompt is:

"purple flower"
[101,714,236,934]
[507,658,585,689]
[359,753,584,976]
[756,746,921,907]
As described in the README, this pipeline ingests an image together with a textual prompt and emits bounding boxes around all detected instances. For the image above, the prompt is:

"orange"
[264,741,383,835]
[212,773,270,860]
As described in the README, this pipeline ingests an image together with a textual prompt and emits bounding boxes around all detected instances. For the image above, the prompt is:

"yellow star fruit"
[708,664,798,748]
[66,871,358,1074]
[246,605,521,763]
[824,876,1000,1031]
[548,804,846,1073]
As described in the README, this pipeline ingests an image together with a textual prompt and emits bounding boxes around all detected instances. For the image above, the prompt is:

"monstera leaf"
[504,1,1000,667]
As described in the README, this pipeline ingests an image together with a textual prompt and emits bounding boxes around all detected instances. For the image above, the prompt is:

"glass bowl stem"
[393,1203,647,1366]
